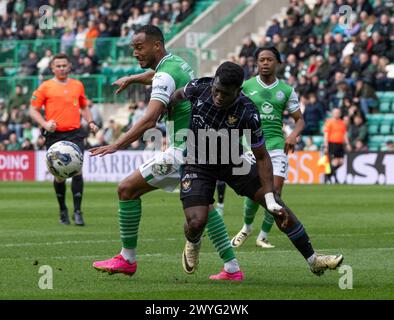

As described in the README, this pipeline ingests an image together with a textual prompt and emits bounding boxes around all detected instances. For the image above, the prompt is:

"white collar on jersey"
[155,53,172,71]
[256,76,279,89]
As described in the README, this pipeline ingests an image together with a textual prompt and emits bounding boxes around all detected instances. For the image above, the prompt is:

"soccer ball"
[46,141,83,179]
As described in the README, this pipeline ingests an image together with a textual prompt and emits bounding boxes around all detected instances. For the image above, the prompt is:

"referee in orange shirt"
[29,53,99,226]
[323,108,351,184]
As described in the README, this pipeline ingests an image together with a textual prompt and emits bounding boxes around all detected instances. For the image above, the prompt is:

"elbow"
[144,119,157,130]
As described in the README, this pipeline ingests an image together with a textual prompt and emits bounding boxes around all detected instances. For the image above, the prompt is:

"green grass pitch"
[0,182,393,300]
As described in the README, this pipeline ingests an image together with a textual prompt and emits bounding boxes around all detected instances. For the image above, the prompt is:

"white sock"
[217,203,224,209]
[242,224,252,234]
[307,253,317,266]
[224,258,240,273]
[121,248,136,264]
[258,230,268,240]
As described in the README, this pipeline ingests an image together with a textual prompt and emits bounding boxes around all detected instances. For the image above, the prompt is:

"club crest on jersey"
[226,115,238,126]
[276,91,285,101]
[181,174,196,193]
[261,102,273,114]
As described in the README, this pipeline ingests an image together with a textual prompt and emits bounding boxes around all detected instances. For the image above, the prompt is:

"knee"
[118,180,137,200]
[188,215,207,233]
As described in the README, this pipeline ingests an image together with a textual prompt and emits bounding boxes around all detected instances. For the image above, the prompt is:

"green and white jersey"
[242,76,299,151]
[150,53,195,148]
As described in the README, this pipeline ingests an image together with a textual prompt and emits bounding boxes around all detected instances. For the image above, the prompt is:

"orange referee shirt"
[31,78,88,132]
[324,118,347,144]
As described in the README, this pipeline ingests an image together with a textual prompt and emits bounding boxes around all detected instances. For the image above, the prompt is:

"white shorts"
[243,149,288,180]
[139,146,184,192]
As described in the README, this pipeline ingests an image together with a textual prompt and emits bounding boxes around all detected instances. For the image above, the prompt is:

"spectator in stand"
[265,18,281,40]
[303,93,325,136]
[85,20,100,49]
[75,24,88,49]
[354,139,368,152]
[348,113,368,150]
[318,0,334,24]
[354,79,378,115]
[383,140,394,152]
[37,49,53,75]
[239,35,257,59]
[177,0,193,23]
[304,136,318,151]
[35,135,46,150]
[22,120,40,145]
[8,106,27,139]
[7,85,29,112]
[70,47,82,72]
[6,132,21,151]
[0,121,10,144]
[21,137,34,150]
[60,28,76,54]
[20,52,39,76]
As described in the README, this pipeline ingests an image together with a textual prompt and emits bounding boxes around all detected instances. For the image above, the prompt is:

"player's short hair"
[50,53,70,66]
[215,61,244,88]
[254,46,282,63]
[135,25,165,44]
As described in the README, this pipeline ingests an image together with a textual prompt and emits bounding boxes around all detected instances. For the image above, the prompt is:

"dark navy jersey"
[183,77,264,165]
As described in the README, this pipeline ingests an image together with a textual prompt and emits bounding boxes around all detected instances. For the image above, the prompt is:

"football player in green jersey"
[231,47,305,249]
[90,25,242,279]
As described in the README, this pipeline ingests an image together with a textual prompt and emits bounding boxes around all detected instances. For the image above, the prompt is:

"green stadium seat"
[379,101,391,113]
[366,114,384,125]
[368,124,379,135]
[368,145,379,151]
[312,135,324,147]
[380,124,391,135]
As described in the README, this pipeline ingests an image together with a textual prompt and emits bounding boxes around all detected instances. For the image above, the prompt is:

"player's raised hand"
[89,144,118,157]
[112,76,132,95]
[284,134,297,155]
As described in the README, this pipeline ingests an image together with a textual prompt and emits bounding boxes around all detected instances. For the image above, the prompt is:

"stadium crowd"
[235,0,394,152]
[0,0,393,153]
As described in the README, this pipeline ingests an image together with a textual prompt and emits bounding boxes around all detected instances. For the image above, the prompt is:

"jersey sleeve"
[286,88,300,113]
[150,71,176,107]
[30,83,47,110]
[247,106,265,148]
[183,79,199,100]
[78,81,89,108]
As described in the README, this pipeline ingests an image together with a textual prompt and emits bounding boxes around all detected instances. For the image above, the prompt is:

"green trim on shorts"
[145,174,154,182]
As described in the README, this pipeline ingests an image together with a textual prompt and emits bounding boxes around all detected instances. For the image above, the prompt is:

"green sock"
[244,197,259,225]
[261,209,275,233]
[206,208,235,263]
[119,199,141,249]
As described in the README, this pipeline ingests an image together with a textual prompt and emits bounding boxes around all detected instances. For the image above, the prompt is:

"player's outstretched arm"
[112,70,155,95]
[89,100,165,157]
[285,109,305,154]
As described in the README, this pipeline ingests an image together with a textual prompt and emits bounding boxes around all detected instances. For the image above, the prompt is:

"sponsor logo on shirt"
[261,102,273,114]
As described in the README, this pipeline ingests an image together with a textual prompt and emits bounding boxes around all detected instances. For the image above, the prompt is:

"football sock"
[259,209,275,239]
[53,180,66,211]
[216,181,226,203]
[285,222,315,260]
[244,197,259,225]
[121,248,136,264]
[119,199,141,250]
[206,208,235,263]
[224,258,240,273]
[307,253,317,266]
[71,175,83,212]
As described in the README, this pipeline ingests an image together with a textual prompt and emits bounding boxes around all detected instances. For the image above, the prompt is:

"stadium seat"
[368,124,379,135]
[379,101,391,113]
[380,124,391,135]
